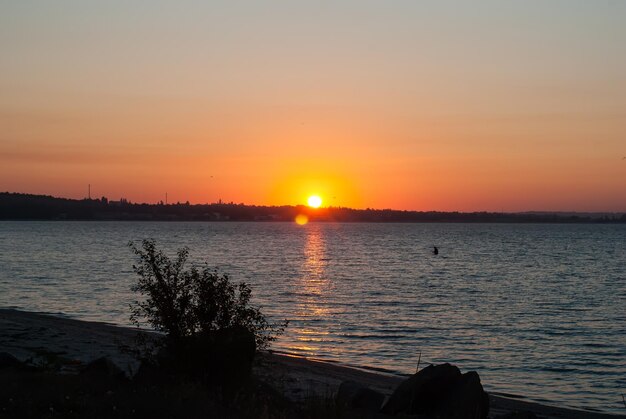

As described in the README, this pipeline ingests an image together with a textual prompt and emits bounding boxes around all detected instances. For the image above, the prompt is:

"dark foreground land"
[1,309,623,419]
[2,192,625,222]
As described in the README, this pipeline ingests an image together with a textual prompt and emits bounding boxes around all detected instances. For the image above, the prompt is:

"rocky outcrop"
[337,380,386,411]
[495,411,537,419]
[0,352,23,370]
[382,363,489,418]
[80,357,126,380]
[160,326,256,388]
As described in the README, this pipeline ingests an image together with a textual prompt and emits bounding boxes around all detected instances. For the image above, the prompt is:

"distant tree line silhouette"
[1,192,624,223]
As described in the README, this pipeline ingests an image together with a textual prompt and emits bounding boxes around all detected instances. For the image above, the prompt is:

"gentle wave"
[0,221,625,413]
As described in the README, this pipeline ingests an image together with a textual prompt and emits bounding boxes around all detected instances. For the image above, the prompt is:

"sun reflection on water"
[303,226,326,282]
[287,224,333,355]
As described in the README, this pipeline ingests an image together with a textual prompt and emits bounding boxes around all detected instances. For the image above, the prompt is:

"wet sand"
[0,309,621,418]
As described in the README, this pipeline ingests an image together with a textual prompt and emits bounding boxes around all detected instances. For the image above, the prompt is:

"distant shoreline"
[0,308,622,418]
[2,219,626,225]
[2,192,625,223]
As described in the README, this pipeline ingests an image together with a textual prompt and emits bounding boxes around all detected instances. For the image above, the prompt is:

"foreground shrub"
[128,239,287,369]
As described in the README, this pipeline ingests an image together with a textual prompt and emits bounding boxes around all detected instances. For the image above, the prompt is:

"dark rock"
[495,411,537,419]
[0,352,23,370]
[382,363,460,415]
[337,380,386,411]
[342,409,392,419]
[133,360,166,384]
[438,370,490,418]
[381,363,489,418]
[162,326,256,388]
[80,357,126,380]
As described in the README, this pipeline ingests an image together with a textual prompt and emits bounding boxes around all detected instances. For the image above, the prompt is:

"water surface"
[0,221,624,413]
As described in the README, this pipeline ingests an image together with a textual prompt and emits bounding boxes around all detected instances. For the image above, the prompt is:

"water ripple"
[0,221,624,413]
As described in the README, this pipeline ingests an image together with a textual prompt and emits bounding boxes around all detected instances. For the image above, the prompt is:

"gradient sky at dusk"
[1,1,625,211]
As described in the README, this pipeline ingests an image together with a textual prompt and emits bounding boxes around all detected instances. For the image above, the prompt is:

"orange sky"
[1,2,625,211]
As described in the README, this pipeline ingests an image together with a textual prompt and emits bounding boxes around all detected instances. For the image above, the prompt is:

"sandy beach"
[0,309,622,418]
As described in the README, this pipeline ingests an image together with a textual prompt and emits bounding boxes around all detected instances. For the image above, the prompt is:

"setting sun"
[307,195,322,208]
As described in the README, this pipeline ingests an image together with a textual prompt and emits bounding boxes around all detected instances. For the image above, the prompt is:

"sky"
[1,1,625,211]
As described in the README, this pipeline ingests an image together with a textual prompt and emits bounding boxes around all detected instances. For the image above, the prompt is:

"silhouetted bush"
[128,239,287,360]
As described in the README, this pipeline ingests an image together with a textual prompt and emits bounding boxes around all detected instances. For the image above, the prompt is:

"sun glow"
[307,195,322,208]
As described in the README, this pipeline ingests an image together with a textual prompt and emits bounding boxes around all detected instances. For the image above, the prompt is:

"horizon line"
[2,191,625,215]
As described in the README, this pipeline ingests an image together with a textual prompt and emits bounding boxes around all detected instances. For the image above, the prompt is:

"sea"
[0,221,624,413]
